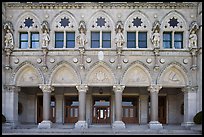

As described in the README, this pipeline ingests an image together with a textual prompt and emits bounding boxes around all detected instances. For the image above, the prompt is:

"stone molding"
[113,85,125,93]
[181,86,198,93]
[39,84,54,93]
[148,84,162,93]
[76,84,88,92]
[6,2,198,9]
[4,85,20,93]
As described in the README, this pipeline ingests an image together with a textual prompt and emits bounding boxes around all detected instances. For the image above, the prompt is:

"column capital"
[4,85,20,93]
[182,86,198,93]
[148,84,162,93]
[76,84,88,92]
[113,85,125,93]
[39,84,54,93]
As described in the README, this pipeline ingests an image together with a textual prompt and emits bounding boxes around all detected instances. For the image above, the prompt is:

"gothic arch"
[85,61,116,86]
[14,11,41,49]
[49,61,80,86]
[121,61,152,87]
[160,10,188,30]
[124,10,151,30]
[12,61,44,87]
[157,62,190,87]
[51,10,77,30]
[88,10,115,30]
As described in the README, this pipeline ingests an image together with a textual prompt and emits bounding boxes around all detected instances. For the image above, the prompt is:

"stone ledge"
[148,121,163,129]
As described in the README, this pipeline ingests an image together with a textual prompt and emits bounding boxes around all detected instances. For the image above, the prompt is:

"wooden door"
[92,96,111,124]
[64,96,79,123]
[158,96,166,124]
[122,96,139,124]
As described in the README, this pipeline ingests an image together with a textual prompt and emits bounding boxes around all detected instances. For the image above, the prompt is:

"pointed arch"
[15,11,41,29]
[51,10,78,30]
[121,61,152,87]
[85,61,116,86]
[12,62,44,87]
[49,61,80,86]
[157,63,189,87]
[88,10,115,30]
[161,10,187,30]
[124,10,151,30]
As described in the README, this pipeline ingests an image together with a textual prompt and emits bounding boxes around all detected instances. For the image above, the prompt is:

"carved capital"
[182,86,198,93]
[189,48,198,56]
[113,85,125,93]
[39,84,54,93]
[148,84,162,93]
[4,85,20,93]
[76,84,88,92]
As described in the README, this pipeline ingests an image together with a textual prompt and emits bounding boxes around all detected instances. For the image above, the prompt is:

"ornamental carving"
[52,66,78,85]
[151,20,161,48]
[77,21,88,47]
[148,84,162,93]
[39,84,54,93]
[3,21,14,49]
[41,21,50,48]
[188,21,199,49]
[87,66,114,85]
[17,67,40,86]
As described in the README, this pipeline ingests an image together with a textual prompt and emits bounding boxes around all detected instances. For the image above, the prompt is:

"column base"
[181,122,195,127]
[3,122,18,129]
[112,121,126,129]
[148,121,163,129]
[38,120,52,129]
[74,120,88,129]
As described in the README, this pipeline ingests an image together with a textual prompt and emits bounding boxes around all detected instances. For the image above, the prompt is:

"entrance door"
[37,95,56,123]
[92,96,111,124]
[158,96,166,124]
[122,96,139,124]
[64,96,79,123]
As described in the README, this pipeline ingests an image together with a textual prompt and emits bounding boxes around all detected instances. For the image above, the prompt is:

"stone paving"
[2,123,202,135]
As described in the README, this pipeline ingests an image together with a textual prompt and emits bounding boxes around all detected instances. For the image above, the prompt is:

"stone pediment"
[17,67,40,86]
[52,66,78,85]
[122,66,150,86]
[160,67,186,87]
[87,66,114,86]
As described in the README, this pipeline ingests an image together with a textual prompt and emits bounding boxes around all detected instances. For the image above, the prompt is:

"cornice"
[5,2,198,10]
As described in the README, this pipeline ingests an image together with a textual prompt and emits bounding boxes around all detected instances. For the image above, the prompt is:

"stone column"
[148,84,163,129]
[140,95,148,124]
[75,84,88,129]
[181,86,197,127]
[112,85,125,129]
[4,85,20,128]
[55,94,63,123]
[38,84,54,129]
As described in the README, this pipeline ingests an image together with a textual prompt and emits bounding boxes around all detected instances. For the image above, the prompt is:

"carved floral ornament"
[76,84,88,92]
[113,85,125,93]
[39,84,54,93]
[148,84,162,93]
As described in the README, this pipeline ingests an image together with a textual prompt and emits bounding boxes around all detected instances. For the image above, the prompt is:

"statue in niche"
[77,21,87,47]
[41,21,50,47]
[151,21,161,48]
[188,21,199,49]
[189,30,197,49]
[3,21,14,49]
[115,21,125,48]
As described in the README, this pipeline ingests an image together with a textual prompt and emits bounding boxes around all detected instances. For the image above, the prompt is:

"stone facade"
[2,2,202,129]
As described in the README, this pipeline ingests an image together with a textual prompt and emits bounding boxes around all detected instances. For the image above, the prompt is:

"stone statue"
[4,29,14,49]
[115,21,125,48]
[189,30,197,49]
[188,21,199,49]
[41,21,50,47]
[115,27,125,48]
[77,27,87,47]
[77,21,87,47]
[151,29,160,48]
[42,29,50,47]
[3,21,14,49]
[151,20,161,48]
